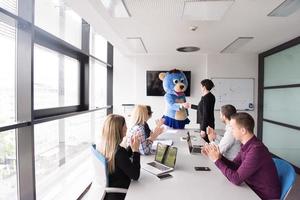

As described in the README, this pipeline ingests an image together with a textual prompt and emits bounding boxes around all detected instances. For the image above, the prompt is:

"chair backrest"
[91,144,109,188]
[273,158,296,200]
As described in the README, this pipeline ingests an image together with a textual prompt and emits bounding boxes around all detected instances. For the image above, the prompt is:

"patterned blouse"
[127,123,153,155]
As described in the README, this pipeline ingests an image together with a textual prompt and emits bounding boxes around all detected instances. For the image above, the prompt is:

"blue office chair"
[88,144,127,200]
[273,158,296,200]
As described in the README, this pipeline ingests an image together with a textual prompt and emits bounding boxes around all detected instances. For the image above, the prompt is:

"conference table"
[125,129,260,200]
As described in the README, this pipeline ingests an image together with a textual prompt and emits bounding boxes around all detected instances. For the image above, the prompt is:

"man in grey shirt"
[207,104,240,160]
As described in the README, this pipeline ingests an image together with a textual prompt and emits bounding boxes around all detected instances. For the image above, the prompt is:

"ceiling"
[67,0,300,55]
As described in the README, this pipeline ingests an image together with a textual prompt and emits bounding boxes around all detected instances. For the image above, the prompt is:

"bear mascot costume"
[159,69,190,129]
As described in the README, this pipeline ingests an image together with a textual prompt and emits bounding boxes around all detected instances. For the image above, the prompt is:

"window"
[35,0,82,48]
[90,28,107,62]
[91,109,107,143]
[90,58,107,109]
[0,15,15,125]
[34,112,107,199]
[0,130,17,200]
[259,38,300,170]
[0,0,17,15]
[0,0,113,199]
[34,44,80,110]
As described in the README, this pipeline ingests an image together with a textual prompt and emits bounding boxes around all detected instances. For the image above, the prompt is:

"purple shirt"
[215,136,281,200]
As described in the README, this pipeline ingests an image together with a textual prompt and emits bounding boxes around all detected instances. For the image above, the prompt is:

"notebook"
[142,143,177,176]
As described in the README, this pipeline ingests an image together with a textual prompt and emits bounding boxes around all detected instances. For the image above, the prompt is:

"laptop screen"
[155,143,167,163]
[164,147,177,168]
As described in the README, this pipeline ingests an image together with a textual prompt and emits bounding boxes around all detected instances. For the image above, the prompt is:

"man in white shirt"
[207,104,240,160]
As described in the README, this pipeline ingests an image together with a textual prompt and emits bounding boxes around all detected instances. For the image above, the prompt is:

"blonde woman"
[98,114,141,200]
[127,105,164,155]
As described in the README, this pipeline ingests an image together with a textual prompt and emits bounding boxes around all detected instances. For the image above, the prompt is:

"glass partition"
[263,122,300,168]
[264,43,300,87]
[263,87,300,126]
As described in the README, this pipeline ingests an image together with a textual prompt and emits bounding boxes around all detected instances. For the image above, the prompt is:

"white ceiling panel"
[67,0,300,55]
[182,1,234,21]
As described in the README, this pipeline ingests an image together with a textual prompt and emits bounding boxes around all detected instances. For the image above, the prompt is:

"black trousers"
[104,193,126,200]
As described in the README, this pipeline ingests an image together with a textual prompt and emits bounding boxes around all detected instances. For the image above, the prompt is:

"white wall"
[207,54,258,131]
[113,52,258,132]
[113,49,136,116]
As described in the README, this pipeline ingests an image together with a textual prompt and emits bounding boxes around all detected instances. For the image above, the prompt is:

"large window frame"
[258,36,300,174]
[0,1,114,199]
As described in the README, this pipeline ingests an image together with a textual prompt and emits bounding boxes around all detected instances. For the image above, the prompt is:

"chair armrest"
[105,187,127,194]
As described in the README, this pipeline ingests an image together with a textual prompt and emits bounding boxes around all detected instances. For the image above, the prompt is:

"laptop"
[142,143,177,176]
[187,131,202,154]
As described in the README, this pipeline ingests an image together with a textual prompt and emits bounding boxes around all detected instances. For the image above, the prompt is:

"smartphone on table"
[194,166,211,171]
[157,173,173,179]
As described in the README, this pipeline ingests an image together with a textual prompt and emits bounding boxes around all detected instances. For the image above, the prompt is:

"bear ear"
[159,73,166,81]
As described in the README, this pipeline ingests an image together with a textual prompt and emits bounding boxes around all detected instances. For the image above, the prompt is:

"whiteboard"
[211,78,254,111]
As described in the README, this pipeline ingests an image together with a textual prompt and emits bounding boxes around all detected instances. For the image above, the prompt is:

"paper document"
[164,129,178,134]
[151,140,173,150]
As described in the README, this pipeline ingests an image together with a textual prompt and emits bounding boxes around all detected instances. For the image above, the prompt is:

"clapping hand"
[207,126,217,142]
[201,143,210,156]
[131,134,141,152]
[206,144,221,162]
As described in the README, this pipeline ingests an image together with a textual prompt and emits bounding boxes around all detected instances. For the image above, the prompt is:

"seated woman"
[98,114,141,200]
[127,105,164,155]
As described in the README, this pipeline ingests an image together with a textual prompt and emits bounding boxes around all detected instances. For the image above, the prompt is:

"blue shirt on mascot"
[159,69,190,129]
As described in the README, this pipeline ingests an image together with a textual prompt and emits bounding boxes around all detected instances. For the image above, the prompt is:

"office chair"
[88,144,127,200]
[273,158,296,200]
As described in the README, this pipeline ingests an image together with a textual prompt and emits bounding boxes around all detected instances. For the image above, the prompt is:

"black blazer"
[191,92,215,131]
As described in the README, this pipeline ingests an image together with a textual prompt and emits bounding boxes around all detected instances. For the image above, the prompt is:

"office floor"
[286,175,300,200]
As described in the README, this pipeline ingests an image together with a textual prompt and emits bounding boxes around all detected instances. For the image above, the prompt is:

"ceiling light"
[268,0,300,17]
[182,0,234,21]
[177,46,200,52]
[100,0,131,18]
[127,37,147,53]
[220,37,254,53]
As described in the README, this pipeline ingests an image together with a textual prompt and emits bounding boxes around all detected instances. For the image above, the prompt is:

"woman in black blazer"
[190,79,215,143]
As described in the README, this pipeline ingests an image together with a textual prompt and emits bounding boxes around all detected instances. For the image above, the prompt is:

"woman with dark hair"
[190,79,215,143]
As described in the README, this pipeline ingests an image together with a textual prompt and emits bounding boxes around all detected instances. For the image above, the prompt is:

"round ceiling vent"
[176,46,200,52]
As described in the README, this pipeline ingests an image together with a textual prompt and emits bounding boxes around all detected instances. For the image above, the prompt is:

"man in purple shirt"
[203,112,281,200]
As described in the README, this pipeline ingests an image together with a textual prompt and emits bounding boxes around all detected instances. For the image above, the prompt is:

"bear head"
[159,69,188,96]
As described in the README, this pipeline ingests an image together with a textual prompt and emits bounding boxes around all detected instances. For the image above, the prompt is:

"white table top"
[125,129,260,200]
